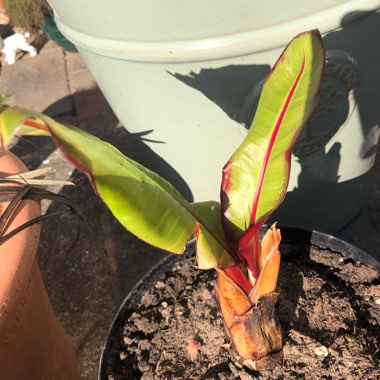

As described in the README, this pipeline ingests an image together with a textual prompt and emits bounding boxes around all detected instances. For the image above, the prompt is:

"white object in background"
[1,32,37,65]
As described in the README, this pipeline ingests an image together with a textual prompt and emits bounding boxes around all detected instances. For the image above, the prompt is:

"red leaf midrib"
[250,55,306,225]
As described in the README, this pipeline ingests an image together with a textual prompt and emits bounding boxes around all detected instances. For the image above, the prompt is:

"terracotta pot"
[0,150,79,380]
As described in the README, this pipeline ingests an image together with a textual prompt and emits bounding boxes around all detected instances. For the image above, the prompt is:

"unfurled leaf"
[221,30,325,243]
[0,107,234,263]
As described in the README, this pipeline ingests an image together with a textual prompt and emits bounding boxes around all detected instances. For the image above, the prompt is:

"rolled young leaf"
[249,225,281,304]
[221,30,325,244]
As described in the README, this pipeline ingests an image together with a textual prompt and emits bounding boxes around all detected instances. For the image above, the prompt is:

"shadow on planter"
[171,11,380,234]
[170,64,271,126]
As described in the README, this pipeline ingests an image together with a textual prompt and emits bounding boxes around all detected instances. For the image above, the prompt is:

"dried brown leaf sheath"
[216,271,282,363]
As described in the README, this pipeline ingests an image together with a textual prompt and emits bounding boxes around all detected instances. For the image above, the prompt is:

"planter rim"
[98,226,379,378]
[279,225,380,272]
[55,2,380,63]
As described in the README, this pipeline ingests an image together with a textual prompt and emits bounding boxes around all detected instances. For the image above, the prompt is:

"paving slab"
[0,40,73,117]
[65,50,119,126]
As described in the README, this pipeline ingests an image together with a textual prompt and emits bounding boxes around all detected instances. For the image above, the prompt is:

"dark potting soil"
[103,246,380,380]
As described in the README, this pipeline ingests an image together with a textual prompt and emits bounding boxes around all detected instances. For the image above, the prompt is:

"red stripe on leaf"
[23,119,49,132]
[250,56,306,224]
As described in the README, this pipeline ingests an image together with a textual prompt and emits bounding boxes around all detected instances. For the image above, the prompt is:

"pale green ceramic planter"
[47,0,380,232]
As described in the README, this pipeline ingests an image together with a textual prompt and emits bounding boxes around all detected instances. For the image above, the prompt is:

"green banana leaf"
[221,30,325,243]
[0,107,233,267]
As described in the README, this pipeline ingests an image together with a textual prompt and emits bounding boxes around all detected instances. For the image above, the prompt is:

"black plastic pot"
[98,227,380,379]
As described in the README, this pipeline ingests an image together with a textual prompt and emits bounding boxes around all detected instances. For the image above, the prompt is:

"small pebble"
[315,345,329,358]
[42,159,50,165]
[375,298,380,305]
[123,337,133,345]
[119,351,127,360]
[187,338,202,361]
[233,360,243,369]
[155,281,165,289]
[229,363,240,375]
[161,301,168,308]
[138,359,149,372]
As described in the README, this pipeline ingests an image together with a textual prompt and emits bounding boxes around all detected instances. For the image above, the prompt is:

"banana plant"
[0,30,324,367]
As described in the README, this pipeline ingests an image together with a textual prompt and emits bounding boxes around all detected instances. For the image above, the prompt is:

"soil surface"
[102,245,380,380]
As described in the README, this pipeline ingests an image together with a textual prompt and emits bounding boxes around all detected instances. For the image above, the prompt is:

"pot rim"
[98,226,379,378]
[55,3,380,63]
